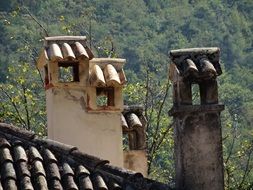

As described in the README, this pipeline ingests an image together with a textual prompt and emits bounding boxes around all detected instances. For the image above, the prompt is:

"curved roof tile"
[37,36,94,68]
[169,47,221,81]
[104,64,121,86]
[89,58,127,87]
[49,43,63,61]
[89,64,126,87]
[90,64,106,87]
[62,42,76,60]
[121,106,147,150]
[0,123,170,190]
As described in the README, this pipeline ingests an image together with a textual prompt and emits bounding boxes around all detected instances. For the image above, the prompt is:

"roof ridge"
[0,124,134,170]
[0,123,36,140]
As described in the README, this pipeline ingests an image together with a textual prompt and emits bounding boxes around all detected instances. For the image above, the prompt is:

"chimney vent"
[169,47,224,190]
[37,36,126,167]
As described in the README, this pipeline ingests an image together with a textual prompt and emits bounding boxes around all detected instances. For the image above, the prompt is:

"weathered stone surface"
[169,47,224,190]
[174,112,224,190]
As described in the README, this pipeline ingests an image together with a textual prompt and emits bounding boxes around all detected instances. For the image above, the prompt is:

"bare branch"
[225,166,231,189]
[18,38,44,87]
[225,116,238,164]
[147,78,171,174]
[0,86,27,128]
[31,56,45,86]
[147,122,173,174]
[89,18,92,49]
[23,7,49,37]
[21,84,30,130]
[238,146,253,189]
[144,68,149,118]
[149,79,170,157]
[154,122,174,152]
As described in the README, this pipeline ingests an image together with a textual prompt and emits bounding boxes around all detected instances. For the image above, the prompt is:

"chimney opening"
[123,133,129,150]
[58,61,79,82]
[44,65,49,86]
[96,87,115,107]
[192,83,200,105]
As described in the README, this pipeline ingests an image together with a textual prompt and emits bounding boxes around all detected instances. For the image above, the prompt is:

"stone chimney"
[37,36,126,167]
[121,105,148,176]
[169,48,224,190]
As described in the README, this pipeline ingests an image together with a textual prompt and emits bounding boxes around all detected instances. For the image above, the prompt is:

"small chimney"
[169,48,224,190]
[121,105,148,176]
[37,36,126,167]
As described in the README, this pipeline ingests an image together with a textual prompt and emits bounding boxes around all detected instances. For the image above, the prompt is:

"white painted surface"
[46,88,124,167]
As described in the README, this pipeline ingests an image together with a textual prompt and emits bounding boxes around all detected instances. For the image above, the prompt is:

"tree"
[0,63,46,135]
[0,0,253,188]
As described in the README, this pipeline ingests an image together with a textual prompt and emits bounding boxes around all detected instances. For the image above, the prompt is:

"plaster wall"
[123,150,148,177]
[46,87,124,167]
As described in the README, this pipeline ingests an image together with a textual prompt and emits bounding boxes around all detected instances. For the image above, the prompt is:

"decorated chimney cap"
[169,47,221,82]
[37,36,93,69]
[89,58,127,87]
[86,58,127,112]
[37,36,95,88]
[121,105,147,150]
[169,47,224,108]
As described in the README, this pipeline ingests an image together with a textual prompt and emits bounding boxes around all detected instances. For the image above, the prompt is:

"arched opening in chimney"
[192,83,200,105]
[44,65,49,86]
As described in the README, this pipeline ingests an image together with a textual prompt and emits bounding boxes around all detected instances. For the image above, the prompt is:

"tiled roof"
[169,47,221,81]
[89,58,127,87]
[0,123,171,190]
[121,106,146,150]
[37,36,93,68]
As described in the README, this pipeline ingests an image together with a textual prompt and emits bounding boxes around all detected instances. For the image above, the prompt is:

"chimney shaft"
[169,48,224,190]
[37,36,126,167]
[122,105,148,176]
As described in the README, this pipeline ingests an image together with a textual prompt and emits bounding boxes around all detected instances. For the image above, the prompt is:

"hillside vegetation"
[0,1,252,189]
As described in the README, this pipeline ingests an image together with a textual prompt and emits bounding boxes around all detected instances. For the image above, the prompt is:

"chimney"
[37,36,126,167]
[169,48,224,190]
[121,105,148,176]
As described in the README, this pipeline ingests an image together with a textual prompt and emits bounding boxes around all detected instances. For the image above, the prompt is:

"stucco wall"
[46,87,124,167]
[123,150,148,177]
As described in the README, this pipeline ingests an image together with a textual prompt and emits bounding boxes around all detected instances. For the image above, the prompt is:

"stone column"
[169,48,224,190]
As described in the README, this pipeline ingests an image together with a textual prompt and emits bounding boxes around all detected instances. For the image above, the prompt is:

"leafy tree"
[0,0,252,188]
[0,63,46,135]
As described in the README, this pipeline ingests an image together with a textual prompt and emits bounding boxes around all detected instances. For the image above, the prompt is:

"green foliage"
[0,63,46,135]
[124,66,174,183]
[0,0,252,188]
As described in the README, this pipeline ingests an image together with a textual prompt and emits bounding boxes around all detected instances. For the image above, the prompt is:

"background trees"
[0,0,252,189]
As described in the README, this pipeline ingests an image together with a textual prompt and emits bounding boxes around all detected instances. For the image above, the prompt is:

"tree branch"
[225,115,238,164]
[149,79,170,158]
[154,122,174,152]
[238,145,253,189]
[23,7,49,37]
[21,84,30,130]
[147,79,171,174]
[0,86,27,128]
